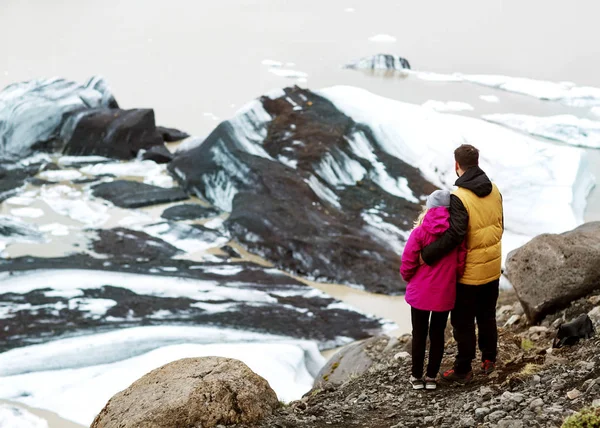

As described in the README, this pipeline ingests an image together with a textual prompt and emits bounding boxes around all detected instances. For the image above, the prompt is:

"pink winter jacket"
[400,207,467,312]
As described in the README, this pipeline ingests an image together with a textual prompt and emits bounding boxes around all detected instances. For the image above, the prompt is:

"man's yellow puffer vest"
[453,184,503,285]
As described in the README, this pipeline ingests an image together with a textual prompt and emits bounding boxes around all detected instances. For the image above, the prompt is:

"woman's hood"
[421,206,450,235]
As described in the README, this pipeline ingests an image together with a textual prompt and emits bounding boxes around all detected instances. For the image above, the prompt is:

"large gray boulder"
[505,222,600,323]
[314,334,411,388]
[91,357,279,428]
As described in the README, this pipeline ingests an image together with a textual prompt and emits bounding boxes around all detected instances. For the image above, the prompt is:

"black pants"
[411,307,450,379]
[451,279,500,374]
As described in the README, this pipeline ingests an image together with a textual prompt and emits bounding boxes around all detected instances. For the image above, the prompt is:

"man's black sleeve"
[421,194,469,265]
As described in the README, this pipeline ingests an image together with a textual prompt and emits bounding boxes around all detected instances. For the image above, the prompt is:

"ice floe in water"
[319,86,594,245]
[413,70,600,107]
[80,160,165,179]
[0,404,48,428]
[268,68,308,79]
[261,59,284,67]
[483,113,600,149]
[480,95,500,103]
[0,326,324,425]
[37,169,83,182]
[40,185,110,227]
[422,100,474,112]
[368,34,397,43]
[9,208,44,219]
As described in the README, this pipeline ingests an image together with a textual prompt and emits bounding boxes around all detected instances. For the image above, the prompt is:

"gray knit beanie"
[426,190,451,209]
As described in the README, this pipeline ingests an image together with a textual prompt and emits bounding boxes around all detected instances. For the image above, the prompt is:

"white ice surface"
[261,59,283,67]
[37,169,83,182]
[40,185,109,227]
[422,100,474,112]
[57,155,110,167]
[483,113,600,149]
[268,68,308,79]
[480,95,500,103]
[413,71,600,107]
[319,86,594,254]
[368,34,397,42]
[0,404,48,428]
[10,208,44,218]
[80,160,165,179]
[0,326,325,426]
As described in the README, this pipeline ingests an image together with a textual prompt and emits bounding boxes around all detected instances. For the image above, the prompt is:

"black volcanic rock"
[0,255,386,352]
[0,163,42,201]
[141,145,174,164]
[156,126,190,142]
[0,76,116,161]
[92,228,181,261]
[220,245,242,259]
[61,108,164,159]
[169,87,436,294]
[92,180,189,208]
[161,203,222,221]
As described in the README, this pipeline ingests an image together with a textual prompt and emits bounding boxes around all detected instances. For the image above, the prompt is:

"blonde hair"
[413,205,428,229]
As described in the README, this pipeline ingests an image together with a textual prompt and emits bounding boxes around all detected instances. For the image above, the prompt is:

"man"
[421,144,503,384]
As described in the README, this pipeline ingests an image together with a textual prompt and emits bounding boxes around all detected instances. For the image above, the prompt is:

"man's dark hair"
[454,144,479,170]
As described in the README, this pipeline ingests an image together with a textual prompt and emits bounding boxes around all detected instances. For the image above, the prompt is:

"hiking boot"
[481,360,496,375]
[410,376,425,390]
[441,369,473,385]
[424,376,437,390]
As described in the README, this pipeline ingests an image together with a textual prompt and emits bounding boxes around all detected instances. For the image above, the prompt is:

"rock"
[475,407,491,419]
[161,203,222,221]
[0,255,387,353]
[315,335,409,387]
[156,126,190,142]
[497,419,524,428]
[589,295,600,305]
[459,417,476,428]
[220,245,242,259]
[553,314,595,348]
[529,398,544,409]
[487,410,508,423]
[141,145,173,164]
[92,228,181,260]
[91,357,279,428]
[589,306,600,324]
[344,54,411,71]
[503,314,520,328]
[567,389,582,400]
[0,163,43,201]
[92,180,189,208]
[62,108,164,160]
[593,399,600,407]
[394,351,410,360]
[169,87,434,294]
[505,222,600,323]
[0,76,116,161]
[0,215,43,245]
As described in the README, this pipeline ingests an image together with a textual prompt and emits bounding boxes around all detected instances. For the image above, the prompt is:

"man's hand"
[418,253,425,266]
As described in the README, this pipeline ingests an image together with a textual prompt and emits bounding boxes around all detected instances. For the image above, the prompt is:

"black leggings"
[411,307,450,379]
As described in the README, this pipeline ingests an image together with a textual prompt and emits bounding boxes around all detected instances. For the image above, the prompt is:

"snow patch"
[0,404,48,428]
